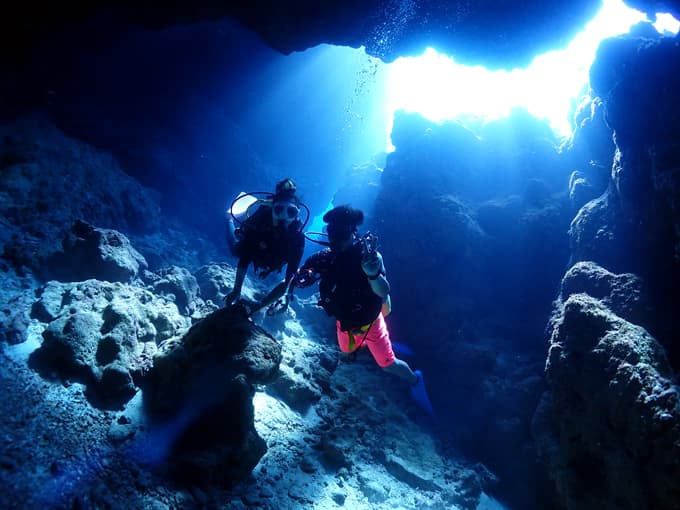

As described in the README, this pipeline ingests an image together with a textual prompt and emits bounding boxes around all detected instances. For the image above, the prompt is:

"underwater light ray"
[652,12,680,33]
[383,0,663,146]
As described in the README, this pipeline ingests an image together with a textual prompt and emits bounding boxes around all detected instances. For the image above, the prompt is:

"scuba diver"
[290,204,434,416]
[225,178,308,315]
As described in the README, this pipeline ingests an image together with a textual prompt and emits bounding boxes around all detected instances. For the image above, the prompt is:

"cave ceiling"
[3,1,680,72]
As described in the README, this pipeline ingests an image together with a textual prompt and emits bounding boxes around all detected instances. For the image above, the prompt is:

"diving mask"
[273,201,299,221]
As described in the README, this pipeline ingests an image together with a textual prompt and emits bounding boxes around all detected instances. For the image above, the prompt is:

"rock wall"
[0,115,221,274]
[573,33,680,360]
[372,109,574,508]
[0,116,160,272]
[534,262,680,510]
[535,32,680,509]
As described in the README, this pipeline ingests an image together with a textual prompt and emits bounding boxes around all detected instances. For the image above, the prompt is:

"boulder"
[534,268,680,510]
[194,263,238,305]
[147,265,199,314]
[28,279,189,408]
[141,306,282,487]
[45,220,147,283]
[559,261,649,326]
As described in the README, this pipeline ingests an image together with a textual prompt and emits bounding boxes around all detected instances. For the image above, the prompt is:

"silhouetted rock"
[569,192,626,271]
[568,170,601,211]
[141,306,282,487]
[564,95,615,171]
[2,1,604,79]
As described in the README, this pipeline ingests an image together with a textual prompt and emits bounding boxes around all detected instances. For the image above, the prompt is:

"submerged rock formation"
[534,261,680,510]
[0,116,220,273]
[13,212,282,486]
[1,4,679,509]
[583,33,680,362]
[45,220,148,283]
[141,305,282,487]
[28,277,190,409]
[539,33,680,507]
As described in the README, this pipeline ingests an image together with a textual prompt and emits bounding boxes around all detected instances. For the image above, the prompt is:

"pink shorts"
[336,313,395,368]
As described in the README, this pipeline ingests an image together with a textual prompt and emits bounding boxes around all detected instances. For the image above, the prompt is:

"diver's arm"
[225,261,248,305]
[363,252,389,298]
[277,233,304,299]
[367,272,390,298]
[284,270,298,298]
[226,218,237,255]
[257,279,289,310]
[285,244,303,287]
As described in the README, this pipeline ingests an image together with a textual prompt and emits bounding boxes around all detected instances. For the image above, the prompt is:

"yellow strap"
[347,320,374,352]
[348,330,356,351]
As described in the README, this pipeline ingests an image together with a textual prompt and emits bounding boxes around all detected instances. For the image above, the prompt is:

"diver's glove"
[361,252,383,279]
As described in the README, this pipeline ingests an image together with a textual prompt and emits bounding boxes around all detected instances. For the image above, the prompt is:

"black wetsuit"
[300,242,383,331]
[234,206,305,280]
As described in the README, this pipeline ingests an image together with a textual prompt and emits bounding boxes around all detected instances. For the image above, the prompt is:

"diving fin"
[392,341,413,357]
[411,369,435,419]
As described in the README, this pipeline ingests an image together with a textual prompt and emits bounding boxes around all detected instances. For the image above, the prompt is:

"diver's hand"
[224,290,240,306]
[361,252,382,278]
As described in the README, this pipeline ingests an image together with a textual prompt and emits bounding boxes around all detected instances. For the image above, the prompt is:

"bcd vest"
[318,243,383,331]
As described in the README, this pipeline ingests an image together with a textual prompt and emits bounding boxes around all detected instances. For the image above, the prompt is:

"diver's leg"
[382,358,418,384]
[364,315,418,384]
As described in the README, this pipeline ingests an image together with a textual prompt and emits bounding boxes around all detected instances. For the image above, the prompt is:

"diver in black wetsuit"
[225,178,305,314]
[290,205,434,417]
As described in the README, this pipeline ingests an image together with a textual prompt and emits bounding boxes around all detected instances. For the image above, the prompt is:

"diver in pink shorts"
[292,205,433,415]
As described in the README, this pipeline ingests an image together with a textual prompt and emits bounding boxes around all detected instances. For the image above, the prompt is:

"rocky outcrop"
[558,261,649,325]
[0,264,38,345]
[565,96,616,173]
[0,116,220,275]
[563,95,613,212]
[532,32,680,510]
[141,306,282,487]
[0,116,161,274]
[195,263,243,305]
[533,261,680,510]
[45,220,148,283]
[144,265,199,314]
[28,279,190,409]
[573,33,680,364]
